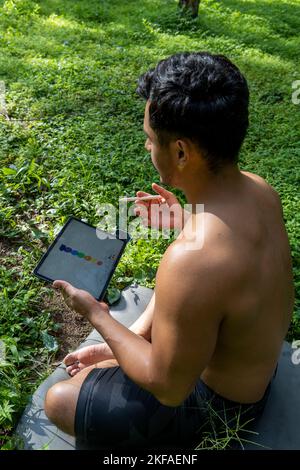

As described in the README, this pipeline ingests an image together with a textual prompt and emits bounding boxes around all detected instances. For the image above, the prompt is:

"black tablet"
[33,217,130,300]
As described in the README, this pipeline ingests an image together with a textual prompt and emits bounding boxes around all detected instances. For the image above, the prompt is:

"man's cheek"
[151,153,159,170]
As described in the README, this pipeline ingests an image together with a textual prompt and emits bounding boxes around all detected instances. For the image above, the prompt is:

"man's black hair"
[136,52,249,173]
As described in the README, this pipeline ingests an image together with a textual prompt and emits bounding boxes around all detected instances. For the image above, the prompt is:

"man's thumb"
[53,280,72,292]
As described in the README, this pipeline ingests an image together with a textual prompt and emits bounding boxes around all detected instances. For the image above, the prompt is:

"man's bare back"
[174,171,294,403]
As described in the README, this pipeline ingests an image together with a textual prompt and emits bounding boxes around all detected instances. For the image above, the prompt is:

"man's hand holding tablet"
[53,279,109,320]
[32,216,131,376]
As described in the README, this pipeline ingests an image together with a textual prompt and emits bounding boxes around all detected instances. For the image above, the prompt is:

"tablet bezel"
[33,216,130,300]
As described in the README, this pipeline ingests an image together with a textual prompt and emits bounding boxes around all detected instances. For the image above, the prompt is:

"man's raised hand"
[133,182,185,230]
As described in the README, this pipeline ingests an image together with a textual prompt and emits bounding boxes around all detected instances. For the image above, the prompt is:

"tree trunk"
[178,0,201,18]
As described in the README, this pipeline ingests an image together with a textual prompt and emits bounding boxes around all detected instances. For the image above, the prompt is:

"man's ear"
[176,140,189,169]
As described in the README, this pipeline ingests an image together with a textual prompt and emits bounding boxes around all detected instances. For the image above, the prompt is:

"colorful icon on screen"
[59,244,103,266]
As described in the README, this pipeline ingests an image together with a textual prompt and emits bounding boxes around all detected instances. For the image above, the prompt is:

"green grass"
[0,0,299,449]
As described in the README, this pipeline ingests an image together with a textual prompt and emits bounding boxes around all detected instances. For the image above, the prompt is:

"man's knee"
[44,382,76,436]
[44,382,67,424]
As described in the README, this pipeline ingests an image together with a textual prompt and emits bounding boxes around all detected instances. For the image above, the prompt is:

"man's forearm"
[100,293,155,361]
[88,308,156,394]
[128,292,155,340]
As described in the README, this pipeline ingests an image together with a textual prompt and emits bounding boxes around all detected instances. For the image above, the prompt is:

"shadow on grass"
[224,0,300,38]
[37,0,156,24]
[149,0,300,61]
[0,0,298,125]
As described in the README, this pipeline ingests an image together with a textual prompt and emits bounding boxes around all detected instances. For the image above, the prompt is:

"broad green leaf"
[105,287,121,305]
[2,168,16,176]
[41,331,58,352]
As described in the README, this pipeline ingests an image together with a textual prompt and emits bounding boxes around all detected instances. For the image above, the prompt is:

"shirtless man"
[45,52,294,449]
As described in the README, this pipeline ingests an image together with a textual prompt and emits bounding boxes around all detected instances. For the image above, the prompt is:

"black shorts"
[74,366,275,450]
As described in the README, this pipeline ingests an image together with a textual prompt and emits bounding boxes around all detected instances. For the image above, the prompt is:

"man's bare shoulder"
[241,171,282,204]
[241,170,270,187]
[241,171,285,222]
[157,232,233,305]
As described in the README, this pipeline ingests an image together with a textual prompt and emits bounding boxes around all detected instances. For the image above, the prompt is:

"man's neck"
[182,164,243,207]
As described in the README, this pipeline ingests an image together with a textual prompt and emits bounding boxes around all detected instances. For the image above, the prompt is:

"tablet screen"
[34,217,129,300]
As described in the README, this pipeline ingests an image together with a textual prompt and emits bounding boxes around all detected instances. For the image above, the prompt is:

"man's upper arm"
[149,243,225,406]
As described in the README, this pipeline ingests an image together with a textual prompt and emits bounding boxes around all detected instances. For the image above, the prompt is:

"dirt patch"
[0,237,18,257]
[44,290,92,361]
